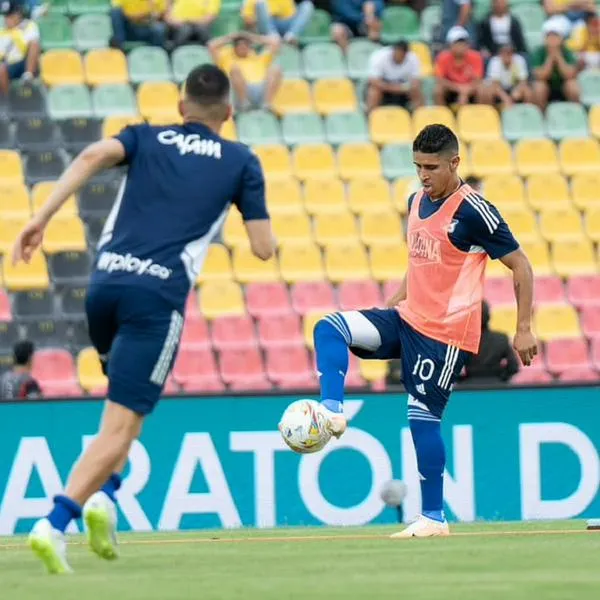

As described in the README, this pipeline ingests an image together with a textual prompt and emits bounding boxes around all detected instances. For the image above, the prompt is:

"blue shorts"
[350,309,470,418]
[85,284,183,415]
[6,60,26,80]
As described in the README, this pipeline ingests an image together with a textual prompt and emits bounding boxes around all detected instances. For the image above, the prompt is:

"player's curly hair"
[413,124,459,156]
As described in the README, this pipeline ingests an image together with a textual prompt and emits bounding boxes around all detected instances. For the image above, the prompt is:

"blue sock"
[313,316,350,413]
[409,418,446,522]
[101,473,122,503]
[47,495,82,533]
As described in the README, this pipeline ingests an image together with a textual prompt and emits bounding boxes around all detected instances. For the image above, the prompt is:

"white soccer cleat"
[390,515,450,539]
[28,518,73,574]
[320,404,347,439]
[83,491,119,560]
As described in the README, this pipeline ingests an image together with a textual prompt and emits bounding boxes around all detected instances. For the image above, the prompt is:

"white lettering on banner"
[157,130,222,158]
[519,423,600,519]
[158,433,241,530]
[97,252,172,280]
[230,432,291,528]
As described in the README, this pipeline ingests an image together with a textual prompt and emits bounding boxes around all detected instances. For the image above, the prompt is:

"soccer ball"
[278,399,332,454]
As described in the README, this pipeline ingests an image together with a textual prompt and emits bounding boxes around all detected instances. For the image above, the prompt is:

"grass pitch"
[1,521,598,600]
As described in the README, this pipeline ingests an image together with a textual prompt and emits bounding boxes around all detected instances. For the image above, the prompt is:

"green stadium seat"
[381,144,413,179]
[73,14,111,51]
[325,112,369,144]
[237,110,281,145]
[347,39,380,80]
[48,85,93,119]
[300,9,331,44]
[172,45,212,83]
[512,4,545,49]
[276,45,302,79]
[546,102,588,140]
[128,47,172,84]
[221,0,244,9]
[92,84,137,118]
[302,43,346,80]
[381,7,420,44]
[68,0,110,14]
[48,0,69,14]
[501,103,545,142]
[420,5,441,43]
[212,13,243,37]
[579,70,600,107]
[39,15,73,50]
[281,113,325,145]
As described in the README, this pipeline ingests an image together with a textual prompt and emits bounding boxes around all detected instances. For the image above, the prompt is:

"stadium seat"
[77,347,108,391]
[12,290,54,320]
[553,240,597,276]
[276,44,302,79]
[272,79,313,115]
[483,175,526,211]
[392,177,420,214]
[313,78,358,115]
[253,144,292,180]
[9,82,46,119]
[2,252,49,290]
[300,8,331,44]
[545,102,588,140]
[325,243,370,282]
[293,143,336,180]
[72,14,112,51]
[339,280,383,310]
[489,305,516,336]
[359,359,388,383]
[558,367,599,383]
[539,208,583,242]
[279,243,325,282]
[222,209,248,248]
[40,49,84,87]
[515,139,559,176]
[0,218,27,255]
[39,14,74,50]
[0,119,12,148]
[559,138,600,175]
[545,339,590,375]
[172,348,223,391]
[0,321,19,353]
[304,178,347,215]
[272,213,313,245]
[360,210,403,245]
[325,111,369,144]
[578,69,600,106]
[199,280,246,319]
[172,45,212,83]
[219,347,267,387]
[281,112,325,145]
[180,316,210,350]
[412,106,455,136]
[32,181,78,218]
[411,42,433,77]
[590,104,600,139]
[512,4,545,48]
[237,110,281,145]
[457,105,501,142]
[257,314,304,349]
[526,173,570,211]
[382,6,420,43]
[571,173,600,210]
[511,369,553,385]
[420,5,441,42]
[32,348,77,387]
[42,217,87,254]
[78,179,120,217]
[58,283,87,318]
[534,275,566,305]
[0,290,11,320]
[185,291,201,319]
[102,116,143,138]
[291,281,336,314]
[0,183,30,217]
[93,84,137,118]
[246,282,292,317]
[302,311,328,349]
[128,47,172,83]
[233,247,279,283]
[582,307,600,340]
[338,142,382,180]
[85,49,129,86]
[265,346,313,386]
[369,242,409,281]
[211,315,257,351]
[484,276,513,306]
[196,244,233,283]
[369,106,412,145]
[265,178,303,214]
[534,304,581,341]
[585,208,600,242]
[314,213,359,247]
[25,149,67,184]
[15,116,58,152]
[501,103,545,142]
[501,208,541,244]
[347,39,380,80]
[0,150,24,184]
[348,178,392,214]
[567,275,600,308]
[42,380,83,397]
[48,85,93,119]
[469,139,514,176]
[519,240,553,276]
[58,117,102,153]
[381,144,413,179]
[137,82,180,120]
[302,42,346,79]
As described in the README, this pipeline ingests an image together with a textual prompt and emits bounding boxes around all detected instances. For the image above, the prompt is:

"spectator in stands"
[209,31,282,111]
[110,0,167,50]
[477,0,528,60]
[0,1,40,95]
[330,0,384,51]
[0,341,42,401]
[568,11,600,70]
[434,26,484,106]
[462,301,519,383]
[366,39,423,111]
[165,0,220,48]
[441,0,474,46]
[242,0,314,44]
[532,17,580,110]
[479,42,532,107]
[543,0,595,25]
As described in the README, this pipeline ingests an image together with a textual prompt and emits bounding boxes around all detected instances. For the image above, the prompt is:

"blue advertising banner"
[0,388,598,535]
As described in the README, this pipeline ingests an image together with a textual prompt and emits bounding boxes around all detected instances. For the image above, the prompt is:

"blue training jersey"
[89,122,269,312]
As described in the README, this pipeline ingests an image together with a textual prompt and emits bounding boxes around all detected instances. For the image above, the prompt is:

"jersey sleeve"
[407,192,417,213]
[113,125,140,164]
[234,152,269,221]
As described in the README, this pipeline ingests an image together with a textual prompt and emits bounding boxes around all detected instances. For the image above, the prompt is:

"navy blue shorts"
[85,284,183,416]
[350,308,470,418]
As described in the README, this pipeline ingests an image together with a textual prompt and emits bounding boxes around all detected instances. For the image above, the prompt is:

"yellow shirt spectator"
[568,22,600,53]
[112,0,167,20]
[217,45,273,84]
[242,0,296,20]
[171,0,221,21]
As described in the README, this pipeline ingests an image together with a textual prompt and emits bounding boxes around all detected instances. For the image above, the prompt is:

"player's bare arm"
[500,248,538,367]
[244,219,276,261]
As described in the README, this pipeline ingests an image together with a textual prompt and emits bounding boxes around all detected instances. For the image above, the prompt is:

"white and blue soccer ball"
[278,399,332,454]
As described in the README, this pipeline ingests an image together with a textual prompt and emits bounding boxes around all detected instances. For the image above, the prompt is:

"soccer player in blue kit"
[12,65,274,574]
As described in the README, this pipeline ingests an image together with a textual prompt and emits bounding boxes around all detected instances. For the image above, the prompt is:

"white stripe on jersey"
[465,193,499,235]
[98,175,127,250]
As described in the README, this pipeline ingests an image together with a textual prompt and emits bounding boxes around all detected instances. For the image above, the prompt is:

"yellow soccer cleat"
[28,518,73,575]
[83,491,119,560]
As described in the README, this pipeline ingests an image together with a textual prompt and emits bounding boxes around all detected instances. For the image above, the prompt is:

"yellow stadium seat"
[589,104,600,139]
[199,280,246,319]
[102,116,143,138]
[272,213,313,245]
[279,243,325,282]
[359,359,388,382]
[534,304,581,341]
[412,106,455,137]
[0,183,30,217]
[520,240,553,276]
[84,49,128,85]
[197,244,233,283]
[314,212,358,247]
[515,139,559,176]
[313,78,357,115]
[137,82,179,120]
[0,150,24,184]
[325,243,370,282]
[552,240,597,276]
[469,139,513,177]
[501,208,541,244]
[559,138,600,176]
[77,347,108,392]
[232,247,279,283]
[572,173,600,210]
[392,177,420,214]
[272,79,313,115]
[41,49,84,86]
[360,210,403,245]
[369,106,411,145]
[253,144,292,180]
[2,252,49,290]
[539,208,583,242]
[489,305,516,336]
[483,175,526,211]
[585,208,600,242]
[369,242,409,281]
[31,182,78,218]
[220,118,237,141]
[293,144,336,180]
[222,209,248,248]
[303,178,347,215]
[457,105,501,142]
[265,178,303,214]
[42,217,87,254]
[0,218,27,255]
[526,173,571,211]
[485,257,511,278]
[348,178,392,214]
[338,143,382,180]
[411,42,433,77]
[303,311,328,349]
[147,114,183,126]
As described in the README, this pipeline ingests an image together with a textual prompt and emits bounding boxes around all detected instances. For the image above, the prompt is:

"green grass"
[1,521,599,600]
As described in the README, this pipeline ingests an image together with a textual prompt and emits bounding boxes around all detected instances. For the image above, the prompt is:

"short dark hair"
[184,64,230,107]
[392,40,409,52]
[14,340,34,366]
[413,124,459,156]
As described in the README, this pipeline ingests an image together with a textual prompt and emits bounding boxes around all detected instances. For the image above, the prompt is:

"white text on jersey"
[157,130,222,158]
[97,252,172,280]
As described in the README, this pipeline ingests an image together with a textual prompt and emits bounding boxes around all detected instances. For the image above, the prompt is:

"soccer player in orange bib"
[314,124,537,537]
